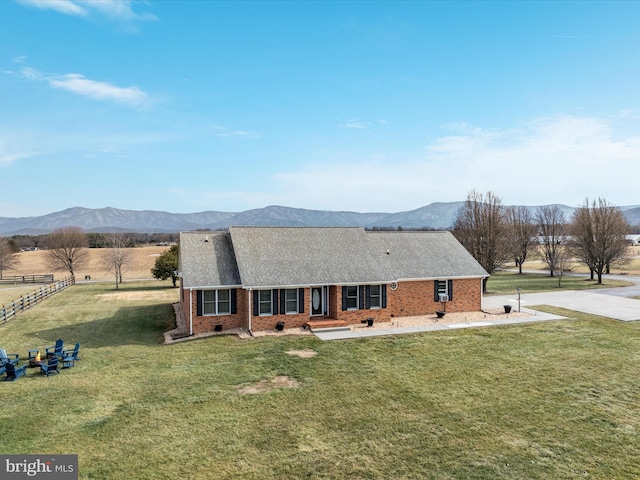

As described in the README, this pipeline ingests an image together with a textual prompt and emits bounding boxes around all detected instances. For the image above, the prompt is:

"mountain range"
[1,203,639,236]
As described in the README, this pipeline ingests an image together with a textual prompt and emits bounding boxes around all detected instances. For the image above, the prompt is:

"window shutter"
[342,286,347,311]
[279,289,285,314]
[365,285,371,309]
[381,284,387,309]
[230,289,237,314]
[434,281,439,302]
[358,285,365,310]
[298,288,305,313]
[324,288,328,315]
[253,290,259,317]
[448,280,453,301]
[272,289,278,315]
[196,290,203,316]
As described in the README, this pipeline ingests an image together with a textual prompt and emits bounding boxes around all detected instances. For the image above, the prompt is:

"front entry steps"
[306,319,350,333]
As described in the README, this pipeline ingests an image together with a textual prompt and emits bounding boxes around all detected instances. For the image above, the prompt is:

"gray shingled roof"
[367,230,489,280]
[180,227,488,289]
[179,231,241,288]
[229,226,392,287]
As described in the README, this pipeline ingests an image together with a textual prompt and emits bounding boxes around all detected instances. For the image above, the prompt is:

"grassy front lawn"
[0,284,49,307]
[2,282,640,479]
[486,271,634,295]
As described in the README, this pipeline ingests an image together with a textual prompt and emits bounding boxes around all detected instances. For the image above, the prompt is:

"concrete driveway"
[483,274,640,322]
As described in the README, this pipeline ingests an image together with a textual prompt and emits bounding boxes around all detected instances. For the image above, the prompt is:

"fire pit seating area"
[2,339,81,382]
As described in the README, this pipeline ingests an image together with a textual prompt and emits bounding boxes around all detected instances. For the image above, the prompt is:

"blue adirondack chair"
[61,343,80,368]
[45,339,64,358]
[40,357,60,377]
[3,362,27,381]
[0,348,19,366]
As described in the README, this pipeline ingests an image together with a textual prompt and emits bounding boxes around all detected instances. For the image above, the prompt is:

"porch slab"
[306,319,349,331]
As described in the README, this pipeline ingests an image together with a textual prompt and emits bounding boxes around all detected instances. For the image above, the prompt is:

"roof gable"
[179,231,241,288]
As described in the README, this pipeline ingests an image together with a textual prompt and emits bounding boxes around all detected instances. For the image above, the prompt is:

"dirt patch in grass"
[96,291,174,301]
[285,349,317,358]
[237,376,301,395]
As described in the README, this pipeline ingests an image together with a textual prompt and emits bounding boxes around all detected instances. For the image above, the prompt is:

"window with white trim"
[258,289,272,315]
[345,285,358,310]
[434,280,453,302]
[285,289,299,314]
[203,289,231,315]
[369,285,381,308]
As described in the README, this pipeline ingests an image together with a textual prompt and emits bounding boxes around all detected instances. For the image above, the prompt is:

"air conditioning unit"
[438,293,449,303]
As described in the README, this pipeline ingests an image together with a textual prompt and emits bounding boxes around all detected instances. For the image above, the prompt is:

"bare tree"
[570,198,630,284]
[452,190,509,292]
[570,202,597,280]
[505,206,538,274]
[535,205,567,277]
[0,238,18,278]
[101,233,134,289]
[554,243,572,288]
[44,226,89,276]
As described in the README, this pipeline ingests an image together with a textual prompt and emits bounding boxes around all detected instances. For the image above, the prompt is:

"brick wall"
[180,278,483,333]
[183,287,247,335]
[385,278,481,319]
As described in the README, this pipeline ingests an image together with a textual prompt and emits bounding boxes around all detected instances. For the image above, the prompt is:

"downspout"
[189,288,193,336]
[480,276,488,313]
[247,288,254,336]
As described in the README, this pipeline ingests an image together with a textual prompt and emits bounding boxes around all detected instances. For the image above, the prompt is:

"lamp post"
[517,288,521,313]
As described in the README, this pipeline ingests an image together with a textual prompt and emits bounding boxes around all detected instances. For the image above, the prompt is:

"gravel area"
[355,308,531,331]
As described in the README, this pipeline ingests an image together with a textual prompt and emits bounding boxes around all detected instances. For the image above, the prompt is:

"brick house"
[178,226,489,334]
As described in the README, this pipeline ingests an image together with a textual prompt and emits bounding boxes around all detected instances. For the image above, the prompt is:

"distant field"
[4,245,171,283]
[519,245,640,276]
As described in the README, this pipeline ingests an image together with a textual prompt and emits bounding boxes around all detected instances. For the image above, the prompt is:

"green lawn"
[486,271,634,295]
[0,284,49,307]
[2,282,640,479]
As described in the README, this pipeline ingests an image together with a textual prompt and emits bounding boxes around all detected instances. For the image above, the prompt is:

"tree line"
[4,231,179,251]
[452,191,631,292]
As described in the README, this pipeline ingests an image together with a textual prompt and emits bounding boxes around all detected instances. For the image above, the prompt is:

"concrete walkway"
[315,273,640,341]
[313,308,566,341]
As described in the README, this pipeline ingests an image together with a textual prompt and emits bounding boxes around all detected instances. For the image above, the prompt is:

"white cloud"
[87,0,156,22]
[49,73,149,106]
[17,0,156,27]
[340,120,367,129]
[206,124,260,138]
[236,114,640,211]
[18,0,87,16]
[0,133,43,166]
[19,67,151,108]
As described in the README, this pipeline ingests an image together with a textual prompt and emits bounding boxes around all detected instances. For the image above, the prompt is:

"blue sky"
[2,1,640,217]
